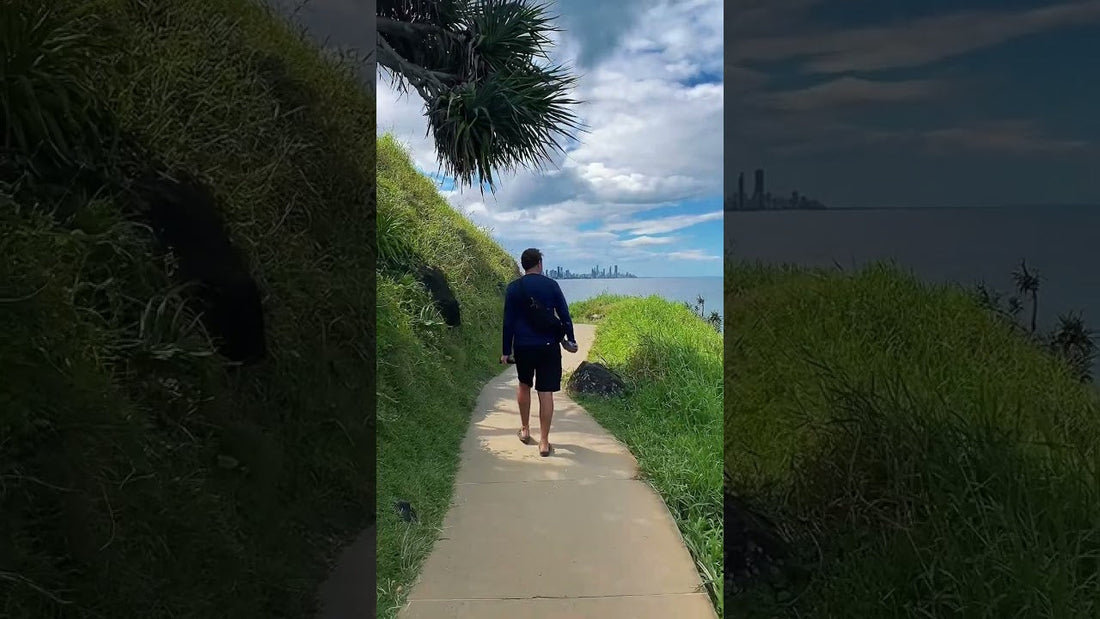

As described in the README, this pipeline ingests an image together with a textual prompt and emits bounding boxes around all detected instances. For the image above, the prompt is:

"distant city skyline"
[545,263,639,280]
[726,0,1100,209]
[726,168,827,211]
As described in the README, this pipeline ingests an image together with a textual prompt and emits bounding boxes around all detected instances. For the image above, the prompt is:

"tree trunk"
[376,18,463,100]
[1030,290,1038,334]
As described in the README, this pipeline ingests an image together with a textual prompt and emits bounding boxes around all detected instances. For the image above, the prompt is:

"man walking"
[501,248,578,457]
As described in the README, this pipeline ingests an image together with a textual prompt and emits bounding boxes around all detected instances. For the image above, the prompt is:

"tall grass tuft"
[570,294,724,614]
[726,260,1100,618]
[0,1,108,163]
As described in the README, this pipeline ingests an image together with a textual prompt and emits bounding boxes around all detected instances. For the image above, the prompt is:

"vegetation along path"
[397,325,715,618]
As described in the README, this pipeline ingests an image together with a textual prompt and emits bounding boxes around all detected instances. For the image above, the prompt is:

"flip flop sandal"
[539,444,554,457]
[517,429,534,445]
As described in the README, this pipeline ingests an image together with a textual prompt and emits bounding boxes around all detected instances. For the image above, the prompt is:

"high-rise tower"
[738,172,745,209]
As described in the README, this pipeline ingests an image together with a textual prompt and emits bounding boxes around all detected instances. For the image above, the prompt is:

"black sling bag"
[517,276,564,338]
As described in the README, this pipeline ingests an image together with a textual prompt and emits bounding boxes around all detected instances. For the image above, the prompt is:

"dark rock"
[417,265,460,327]
[132,172,266,363]
[394,500,417,523]
[567,361,625,396]
[725,481,803,603]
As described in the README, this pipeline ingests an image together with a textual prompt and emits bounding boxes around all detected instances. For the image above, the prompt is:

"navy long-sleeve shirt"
[502,273,575,356]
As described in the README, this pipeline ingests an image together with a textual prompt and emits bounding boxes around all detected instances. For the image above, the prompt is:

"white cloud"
[376,78,439,172]
[730,1,1100,74]
[605,210,724,235]
[749,77,945,111]
[617,235,678,247]
[668,249,721,261]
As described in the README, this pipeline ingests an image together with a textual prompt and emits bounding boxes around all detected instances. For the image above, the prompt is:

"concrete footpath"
[398,324,715,619]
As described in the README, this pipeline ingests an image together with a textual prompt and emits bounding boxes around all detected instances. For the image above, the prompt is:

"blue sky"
[727,0,1100,208]
[377,0,724,277]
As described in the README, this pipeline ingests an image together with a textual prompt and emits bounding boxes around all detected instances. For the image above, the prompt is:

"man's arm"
[502,284,517,356]
[554,281,576,342]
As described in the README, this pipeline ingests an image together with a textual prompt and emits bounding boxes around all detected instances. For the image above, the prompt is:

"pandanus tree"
[708,311,722,332]
[977,263,1095,383]
[1050,312,1096,382]
[1012,259,1040,334]
[377,0,583,190]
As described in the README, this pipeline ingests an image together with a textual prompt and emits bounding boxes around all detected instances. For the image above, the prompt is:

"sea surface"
[558,276,724,317]
[727,206,1100,366]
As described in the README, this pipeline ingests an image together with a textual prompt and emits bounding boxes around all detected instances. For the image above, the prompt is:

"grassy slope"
[1,1,374,617]
[726,261,1100,617]
[570,295,724,613]
[375,135,519,618]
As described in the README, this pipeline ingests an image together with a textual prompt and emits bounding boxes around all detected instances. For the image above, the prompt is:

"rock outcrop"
[134,172,267,363]
[725,485,801,603]
[417,265,460,327]
[567,361,625,396]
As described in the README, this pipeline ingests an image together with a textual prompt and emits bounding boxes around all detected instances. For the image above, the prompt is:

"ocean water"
[557,276,724,317]
[727,206,1100,366]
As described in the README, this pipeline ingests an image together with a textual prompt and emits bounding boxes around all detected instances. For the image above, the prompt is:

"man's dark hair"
[521,248,542,271]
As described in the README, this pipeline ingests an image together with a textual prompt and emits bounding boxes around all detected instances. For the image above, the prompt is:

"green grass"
[2,1,374,616]
[726,260,1100,618]
[569,294,724,614]
[375,135,520,618]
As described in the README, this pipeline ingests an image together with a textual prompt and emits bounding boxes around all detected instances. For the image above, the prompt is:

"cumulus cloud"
[726,0,827,36]
[377,84,438,169]
[749,77,945,111]
[668,249,720,261]
[606,211,723,236]
[731,0,1100,73]
[551,0,664,67]
[741,118,1089,159]
[617,235,678,247]
[922,121,1090,155]
[724,0,1098,208]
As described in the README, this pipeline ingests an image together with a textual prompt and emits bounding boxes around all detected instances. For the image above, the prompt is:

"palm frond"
[378,0,583,190]
[1011,259,1040,294]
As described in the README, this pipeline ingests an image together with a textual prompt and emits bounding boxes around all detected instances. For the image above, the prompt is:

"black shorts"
[514,343,562,392]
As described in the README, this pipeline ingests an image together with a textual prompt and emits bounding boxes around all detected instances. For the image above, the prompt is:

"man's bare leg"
[537,390,555,453]
[517,383,532,441]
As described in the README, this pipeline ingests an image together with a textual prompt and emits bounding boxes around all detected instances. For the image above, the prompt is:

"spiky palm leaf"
[1049,312,1096,382]
[1007,295,1023,317]
[1012,259,1040,333]
[707,310,722,332]
[1011,259,1040,295]
[378,0,582,190]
